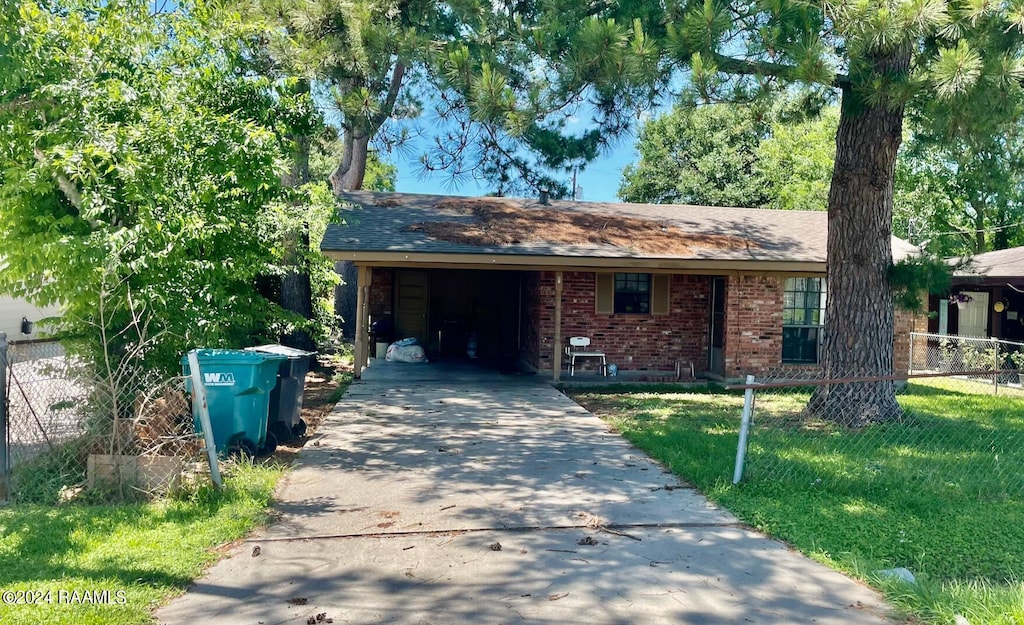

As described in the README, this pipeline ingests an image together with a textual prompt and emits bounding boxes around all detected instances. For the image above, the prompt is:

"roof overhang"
[324,250,827,275]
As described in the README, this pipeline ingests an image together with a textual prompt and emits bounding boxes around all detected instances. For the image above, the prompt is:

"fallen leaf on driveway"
[287,597,308,605]
[577,536,599,546]
[489,542,502,551]
[251,546,261,557]
[547,593,569,601]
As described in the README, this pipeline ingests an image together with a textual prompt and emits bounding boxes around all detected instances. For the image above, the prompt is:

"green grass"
[570,382,1024,625]
[0,462,284,625]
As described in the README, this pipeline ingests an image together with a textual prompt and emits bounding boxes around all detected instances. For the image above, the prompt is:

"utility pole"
[571,167,578,201]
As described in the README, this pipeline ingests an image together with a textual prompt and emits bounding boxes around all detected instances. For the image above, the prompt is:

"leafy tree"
[659,0,1024,422]
[619,104,773,206]
[757,108,838,212]
[895,127,1024,258]
[619,102,838,211]
[0,0,333,375]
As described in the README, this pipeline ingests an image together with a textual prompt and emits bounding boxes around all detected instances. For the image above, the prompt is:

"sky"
[388,130,641,204]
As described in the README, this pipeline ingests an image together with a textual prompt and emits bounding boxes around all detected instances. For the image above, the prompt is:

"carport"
[378,268,524,364]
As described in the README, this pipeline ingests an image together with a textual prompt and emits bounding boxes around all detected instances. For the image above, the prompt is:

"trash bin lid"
[180,348,288,365]
[244,344,316,359]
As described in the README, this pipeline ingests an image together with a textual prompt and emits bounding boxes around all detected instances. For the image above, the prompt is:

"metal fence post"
[908,332,915,375]
[993,337,1000,395]
[0,332,8,501]
[732,374,756,485]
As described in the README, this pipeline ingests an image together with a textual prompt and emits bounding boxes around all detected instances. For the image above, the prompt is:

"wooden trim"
[595,273,614,314]
[353,265,369,379]
[325,250,826,274]
[652,274,670,315]
[553,271,563,383]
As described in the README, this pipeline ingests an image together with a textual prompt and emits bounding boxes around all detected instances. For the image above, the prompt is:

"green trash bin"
[181,349,287,457]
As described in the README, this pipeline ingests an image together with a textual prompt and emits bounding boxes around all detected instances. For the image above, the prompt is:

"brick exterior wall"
[895,304,928,374]
[719,275,923,378]
[368,268,393,319]
[361,266,922,379]
[536,271,711,372]
[722,275,785,377]
[518,272,541,370]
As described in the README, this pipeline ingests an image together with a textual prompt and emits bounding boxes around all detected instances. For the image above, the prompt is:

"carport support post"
[553,272,563,383]
[353,265,370,379]
[0,332,8,500]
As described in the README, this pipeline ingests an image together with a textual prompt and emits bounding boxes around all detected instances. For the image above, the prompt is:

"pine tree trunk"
[330,130,370,193]
[808,50,909,426]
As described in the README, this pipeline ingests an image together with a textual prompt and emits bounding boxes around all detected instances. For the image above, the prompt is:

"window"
[614,273,650,314]
[782,277,826,364]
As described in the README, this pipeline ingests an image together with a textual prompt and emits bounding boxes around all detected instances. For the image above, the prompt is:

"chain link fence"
[1,334,206,504]
[909,332,1024,386]
[732,365,1024,501]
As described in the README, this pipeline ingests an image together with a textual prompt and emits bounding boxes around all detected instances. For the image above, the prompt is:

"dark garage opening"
[392,269,527,368]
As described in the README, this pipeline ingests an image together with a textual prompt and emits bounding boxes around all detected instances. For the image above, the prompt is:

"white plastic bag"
[386,339,427,363]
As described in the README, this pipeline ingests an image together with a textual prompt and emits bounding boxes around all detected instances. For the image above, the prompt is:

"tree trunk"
[808,50,910,426]
[330,130,370,193]
[280,78,316,352]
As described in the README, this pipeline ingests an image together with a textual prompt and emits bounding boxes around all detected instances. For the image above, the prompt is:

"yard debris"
[440,504,456,511]
[307,613,333,624]
[876,567,917,585]
[547,592,569,601]
[489,542,503,551]
[405,197,757,256]
[287,597,308,605]
[251,545,261,557]
[577,536,599,546]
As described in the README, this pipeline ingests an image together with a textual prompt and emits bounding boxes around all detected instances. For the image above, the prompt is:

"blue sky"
[389,132,641,203]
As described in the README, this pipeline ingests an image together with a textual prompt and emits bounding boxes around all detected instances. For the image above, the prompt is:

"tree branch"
[710,53,850,89]
[369,61,406,132]
[34,147,84,211]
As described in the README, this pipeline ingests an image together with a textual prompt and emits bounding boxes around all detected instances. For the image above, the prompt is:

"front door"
[395,270,429,343]
[709,277,726,375]
[958,291,989,338]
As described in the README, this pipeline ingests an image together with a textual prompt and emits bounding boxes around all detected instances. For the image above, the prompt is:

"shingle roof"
[954,246,1024,278]
[321,191,918,264]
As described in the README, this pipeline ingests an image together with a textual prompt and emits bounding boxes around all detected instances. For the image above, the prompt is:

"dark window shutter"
[595,273,614,314]
[652,274,670,315]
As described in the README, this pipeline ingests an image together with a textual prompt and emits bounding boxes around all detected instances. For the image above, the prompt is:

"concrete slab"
[158,364,893,624]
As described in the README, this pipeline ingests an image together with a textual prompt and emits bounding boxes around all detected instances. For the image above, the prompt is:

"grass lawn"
[570,381,1024,625]
[0,462,283,625]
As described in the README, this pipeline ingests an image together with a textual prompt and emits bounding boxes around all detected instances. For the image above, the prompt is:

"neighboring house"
[0,294,58,341]
[321,191,924,381]
[930,246,1024,343]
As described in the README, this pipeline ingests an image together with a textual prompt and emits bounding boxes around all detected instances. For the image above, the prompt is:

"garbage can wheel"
[259,430,278,456]
[292,418,308,438]
[230,437,258,460]
[269,421,292,444]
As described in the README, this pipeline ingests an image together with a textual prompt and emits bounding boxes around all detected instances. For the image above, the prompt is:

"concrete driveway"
[158,363,892,625]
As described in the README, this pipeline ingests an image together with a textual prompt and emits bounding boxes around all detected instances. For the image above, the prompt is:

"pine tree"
[661,0,1024,423]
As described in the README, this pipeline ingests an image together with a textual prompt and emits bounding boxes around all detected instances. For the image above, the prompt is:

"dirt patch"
[404,197,756,255]
[271,354,352,465]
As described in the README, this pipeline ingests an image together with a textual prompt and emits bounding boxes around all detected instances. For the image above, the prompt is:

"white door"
[958,291,989,338]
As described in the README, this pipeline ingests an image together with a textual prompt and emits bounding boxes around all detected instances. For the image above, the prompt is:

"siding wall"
[0,295,58,339]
